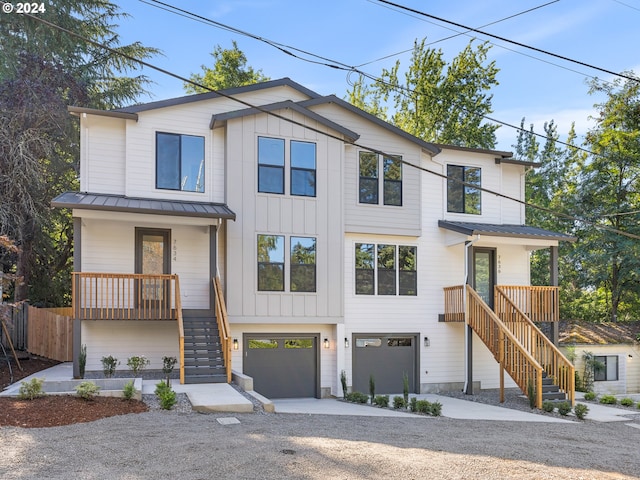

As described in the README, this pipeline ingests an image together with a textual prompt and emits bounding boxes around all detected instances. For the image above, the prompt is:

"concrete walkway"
[4,363,639,423]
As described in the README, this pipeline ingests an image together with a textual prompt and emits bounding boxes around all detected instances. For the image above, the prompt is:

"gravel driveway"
[1,408,639,479]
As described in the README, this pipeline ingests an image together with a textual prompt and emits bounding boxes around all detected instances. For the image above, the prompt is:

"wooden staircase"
[462,285,574,408]
[182,315,227,384]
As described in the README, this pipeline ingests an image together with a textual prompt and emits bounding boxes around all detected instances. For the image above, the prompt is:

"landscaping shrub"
[158,389,177,410]
[369,375,375,404]
[620,397,634,407]
[599,394,617,405]
[75,381,101,400]
[340,370,348,399]
[127,355,150,377]
[373,395,389,408]
[162,356,177,387]
[345,391,369,404]
[18,378,45,400]
[78,344,87,379]
[122,380,136,400]
[542,400,555,413]
[429,401,442,416]
[584,391,597,401]
[527,380,535,409]
[415,399,431,414]
[574,403,589,420]
[101,355,119,378]
[393,396,406,410]
[402,372,409,405]
[557,401,571,416]
[409,397,417,412]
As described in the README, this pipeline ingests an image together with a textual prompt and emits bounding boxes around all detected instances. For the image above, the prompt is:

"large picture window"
[156,132,205,192]
[355,243,417,296]
[290,237,316,292]
[257,235,285,291]
[447,165,481,214]
[594,355,619,381]
[291,141,316,197]
[359,152,403,206]
[258,137,285,194]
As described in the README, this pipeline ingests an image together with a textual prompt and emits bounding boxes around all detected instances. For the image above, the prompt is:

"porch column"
[72,216,82,379]
[549,245,559,346]
[464,240,473,395]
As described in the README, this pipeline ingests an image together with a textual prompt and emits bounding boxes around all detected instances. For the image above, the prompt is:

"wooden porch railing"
[495,286,574,404]
[443,285,465,322]
[213,276,232,383]
[467,286,544,409]
[496,285,559,322]
[72,272,179,320]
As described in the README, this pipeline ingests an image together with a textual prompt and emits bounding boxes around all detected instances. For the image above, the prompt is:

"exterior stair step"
[181,315,228,384]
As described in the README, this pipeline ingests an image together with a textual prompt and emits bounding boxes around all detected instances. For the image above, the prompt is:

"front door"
[135,228,171,317]
[472,248,496,309]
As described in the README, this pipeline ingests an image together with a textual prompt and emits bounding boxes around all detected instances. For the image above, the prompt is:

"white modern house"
[53,78,576,407]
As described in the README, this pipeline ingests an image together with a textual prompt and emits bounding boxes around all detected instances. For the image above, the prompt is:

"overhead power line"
[12,7,640,241]
[374,0,640,84]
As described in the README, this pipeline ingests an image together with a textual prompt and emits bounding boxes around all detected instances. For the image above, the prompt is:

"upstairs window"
[355,243,417,296]
[447,165,481,214]
[258,137,285,194]
[290,237,316,292]
[359,152,402,206]
[290,141,316,197]
[156,132,205,192]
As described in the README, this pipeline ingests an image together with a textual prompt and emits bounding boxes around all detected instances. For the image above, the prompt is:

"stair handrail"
[213,276,232,383]
[174,276,185,384]
[495,286,575,405]
[467,286,544,408]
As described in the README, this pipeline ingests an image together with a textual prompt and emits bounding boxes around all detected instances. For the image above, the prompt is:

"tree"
[0,1,160,304]
[574,73,640,322]
[184,41,269,93]
[346,39,499,149]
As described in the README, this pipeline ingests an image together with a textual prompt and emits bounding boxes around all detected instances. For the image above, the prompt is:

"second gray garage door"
[243,334,319,399]
[352,334,418,394]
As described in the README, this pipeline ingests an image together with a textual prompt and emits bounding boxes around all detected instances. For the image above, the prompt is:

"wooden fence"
[26,306,74,362]
[0,302,28,351]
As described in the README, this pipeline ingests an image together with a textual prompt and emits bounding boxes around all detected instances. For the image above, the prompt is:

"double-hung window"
[258,235,317,292]
[359,152,403,206]
[594,355,619,381]
[156,132,205,192]
[447,165,481,214]
[291,141,316,197]
[258,137,316,196]
[355,243,416,296]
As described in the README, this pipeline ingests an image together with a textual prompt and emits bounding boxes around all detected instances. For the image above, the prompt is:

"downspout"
[463,234,480,394]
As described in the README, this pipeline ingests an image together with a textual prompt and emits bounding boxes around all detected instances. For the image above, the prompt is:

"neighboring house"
[559,321,640,395]
[52,78,575,404]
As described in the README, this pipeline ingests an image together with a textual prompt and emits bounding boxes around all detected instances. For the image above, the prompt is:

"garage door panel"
[244,335,318,399]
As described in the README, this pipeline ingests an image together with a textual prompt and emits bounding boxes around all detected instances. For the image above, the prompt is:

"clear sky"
[112,0,639,152]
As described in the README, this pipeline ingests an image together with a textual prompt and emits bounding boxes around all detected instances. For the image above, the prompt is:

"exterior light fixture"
[323,338,330,349]
[344,337,350,348]
[233,338,239,350]
[424,336,430,347]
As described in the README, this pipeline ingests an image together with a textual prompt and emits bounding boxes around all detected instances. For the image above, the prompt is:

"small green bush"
[101,355,119,378]
[557,401,571,416]
[637,402,640,410]
[542,400,555,413]
[18,378,45,400]
[369,375,375,404]
[583,391,597,401]
[527,380,535,409]
[415,399,431,414]
[122,380,136,400]
[345,391,369,404]
[373,395,389,408]
[599,394,617,405]
[429,401,442,416]
[75,381,100,400]
[393,396,406,410]
[162,356,177,387]
[158,389,177,410]
[409,396,417,412]
[574,403,589,420]
[126,355,150,376]
[78,344,87,379]
[402,372,409,405]
[155,379,171,396]
[340,370,348,399]
[620,397,634,407]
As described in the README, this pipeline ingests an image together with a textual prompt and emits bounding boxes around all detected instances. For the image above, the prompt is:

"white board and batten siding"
[81,115,127,195]
[224,109,344,324]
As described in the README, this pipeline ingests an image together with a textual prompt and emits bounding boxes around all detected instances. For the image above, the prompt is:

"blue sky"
[113,0,639,152]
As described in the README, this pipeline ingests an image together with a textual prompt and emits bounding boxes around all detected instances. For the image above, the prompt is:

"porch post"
[549,245,559,346]
[464,241,473,395]
[72,217,82,379]
[209,224,217,314]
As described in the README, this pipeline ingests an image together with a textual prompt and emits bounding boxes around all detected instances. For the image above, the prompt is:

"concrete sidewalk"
[4,363,639,423]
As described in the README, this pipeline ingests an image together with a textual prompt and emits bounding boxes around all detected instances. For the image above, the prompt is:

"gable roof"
[438,220,576,242]
[556,321,640,345]
[52,192,236,220]
[210,100,360,142]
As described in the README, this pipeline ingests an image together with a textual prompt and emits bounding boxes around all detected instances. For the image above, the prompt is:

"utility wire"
[13,7,640,241]
[374,0,640,84]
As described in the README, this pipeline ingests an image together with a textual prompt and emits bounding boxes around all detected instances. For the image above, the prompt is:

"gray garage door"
[352,334,417,394]
[243,335,319,398]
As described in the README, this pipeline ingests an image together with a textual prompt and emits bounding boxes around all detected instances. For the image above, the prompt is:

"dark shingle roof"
[556,321,640,345]
[52,192,236,220]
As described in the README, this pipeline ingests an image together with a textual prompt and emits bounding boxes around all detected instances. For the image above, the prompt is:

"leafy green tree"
[0,1,159,304]
[346,39,499,149]
[184,41,270,93]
